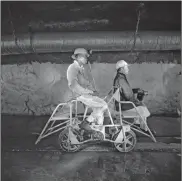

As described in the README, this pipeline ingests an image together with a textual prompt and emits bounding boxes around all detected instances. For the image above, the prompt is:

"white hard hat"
[71,48,90,59]
[116,60,129,70]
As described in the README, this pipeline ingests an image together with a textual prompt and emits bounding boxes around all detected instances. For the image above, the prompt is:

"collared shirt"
[67,60,93,96]
[67,60,84,86]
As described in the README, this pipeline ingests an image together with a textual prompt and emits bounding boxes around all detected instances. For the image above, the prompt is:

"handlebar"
[136,89,148,94]
[140,90,148,95]
[137,89,148,101]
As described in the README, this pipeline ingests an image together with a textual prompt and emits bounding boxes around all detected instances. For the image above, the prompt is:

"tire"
[58,128,82,153]
[113,130,137,153]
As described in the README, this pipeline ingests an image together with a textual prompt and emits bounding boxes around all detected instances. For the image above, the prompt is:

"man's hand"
[132,88,141,94]
[91,90,100,97]
[87,83,95,92]
[86,80,97,92]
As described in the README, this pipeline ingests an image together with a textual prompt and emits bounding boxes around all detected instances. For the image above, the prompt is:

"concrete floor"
[2,151,181,181]
[2,115,181,181]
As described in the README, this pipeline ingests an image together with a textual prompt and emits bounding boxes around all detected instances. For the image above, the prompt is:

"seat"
[122,110,140,118]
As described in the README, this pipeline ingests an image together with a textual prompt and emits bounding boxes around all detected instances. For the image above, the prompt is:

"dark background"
[2,1,181,35]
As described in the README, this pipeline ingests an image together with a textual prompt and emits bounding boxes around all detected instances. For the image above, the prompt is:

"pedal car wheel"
[58,128,82,152]
[113,130,137,153]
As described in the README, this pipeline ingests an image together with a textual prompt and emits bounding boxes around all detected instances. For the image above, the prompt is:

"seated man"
[67,48,108,134]
[113,60,150,132]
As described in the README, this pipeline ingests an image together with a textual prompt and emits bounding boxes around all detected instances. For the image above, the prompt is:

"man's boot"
[79,119,94,139]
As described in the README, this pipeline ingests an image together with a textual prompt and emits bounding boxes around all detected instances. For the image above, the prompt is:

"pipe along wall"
[1,31,180,55]
[1,32,181,116]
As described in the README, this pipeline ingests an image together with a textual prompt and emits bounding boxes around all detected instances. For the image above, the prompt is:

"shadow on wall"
[162,64,181,113]
[148,63,181,115]
[124,63,180,115]
[1,62,181,116]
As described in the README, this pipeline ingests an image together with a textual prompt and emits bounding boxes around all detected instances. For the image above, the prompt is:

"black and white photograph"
[1,1,181,181]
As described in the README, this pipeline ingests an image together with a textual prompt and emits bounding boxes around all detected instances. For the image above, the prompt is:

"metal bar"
[131,127,153,138]
[35,102,68,144]
[37,126,68,141]
[49,120,56,132]
[50,103,68,120]
[122,116,140,118]
[144,123,157,142]
[67,102,73,152]
[119,101,156,142]
[118,91,127,151]
[104,139,125,143]
[35,119,52,144]
[83,106,88,121]
[104,124,121,127]
[75,100,78,117]
[47,120,70,131]
[118,101,145,121]
[123,120,156,141]
[50,115,70,121]
[106,108,118,132]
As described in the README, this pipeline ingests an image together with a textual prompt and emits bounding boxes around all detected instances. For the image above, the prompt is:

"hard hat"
[116,60,129,70]
[71,48,90,59]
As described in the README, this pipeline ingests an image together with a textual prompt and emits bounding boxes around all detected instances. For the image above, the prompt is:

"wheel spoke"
[58,129,81,152]
[126,135,132,140]
[61,140,68,143]
[115,144,124,151]
[126,140,133,146]
[114,131,136,153]
[123,141,126,151]
[63,142,68,147]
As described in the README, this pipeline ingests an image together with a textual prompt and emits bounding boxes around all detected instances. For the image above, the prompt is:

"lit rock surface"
[1,62,181,115]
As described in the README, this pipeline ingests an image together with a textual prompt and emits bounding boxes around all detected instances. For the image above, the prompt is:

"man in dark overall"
[113,60,151,132]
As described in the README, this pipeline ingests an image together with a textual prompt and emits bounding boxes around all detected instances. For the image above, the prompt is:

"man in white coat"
[67,48,108,134]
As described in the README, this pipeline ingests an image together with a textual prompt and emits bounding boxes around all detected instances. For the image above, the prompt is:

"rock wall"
[1,61,181,115]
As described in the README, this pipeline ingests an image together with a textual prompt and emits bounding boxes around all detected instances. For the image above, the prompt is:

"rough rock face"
[1,61,180,115]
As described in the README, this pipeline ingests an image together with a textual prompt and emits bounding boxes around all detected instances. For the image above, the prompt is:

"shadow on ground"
[1,115,181,151]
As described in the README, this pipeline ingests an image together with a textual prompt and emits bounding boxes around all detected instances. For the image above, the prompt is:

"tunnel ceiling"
[1,1,181,35]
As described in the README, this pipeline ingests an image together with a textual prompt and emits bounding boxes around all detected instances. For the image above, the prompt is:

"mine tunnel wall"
[1,51,181,116]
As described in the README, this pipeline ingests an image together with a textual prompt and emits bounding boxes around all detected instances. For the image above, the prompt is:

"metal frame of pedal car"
[35,88,156,145]
[35,97,119,145]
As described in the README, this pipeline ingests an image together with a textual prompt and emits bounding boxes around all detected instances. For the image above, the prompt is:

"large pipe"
[1,31,181,55]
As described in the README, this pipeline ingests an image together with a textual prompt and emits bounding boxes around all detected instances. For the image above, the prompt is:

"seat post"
[75,100,78,117]
[83,106,89,121]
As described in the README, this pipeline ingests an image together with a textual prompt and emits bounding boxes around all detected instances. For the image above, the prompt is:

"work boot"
[79,120,93,132]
